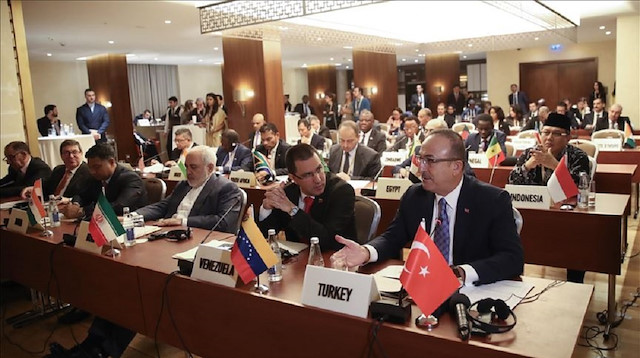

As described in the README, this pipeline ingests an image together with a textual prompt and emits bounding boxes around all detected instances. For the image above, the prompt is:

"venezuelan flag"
[230,219,278,284]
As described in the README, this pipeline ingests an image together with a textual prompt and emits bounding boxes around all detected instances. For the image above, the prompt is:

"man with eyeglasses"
[258,144,356,251]
[328,120,381,181]
[20,139,90,200]
[164,128,197,167]
[333,129,523,285]
[1,141,51,198]
[521,106,549,132]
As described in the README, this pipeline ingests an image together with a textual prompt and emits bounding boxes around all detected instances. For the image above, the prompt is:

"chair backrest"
[588,156,597,184]
[330,129,339,144]
[143,177,166,205]
[591,129,625,145]
[518,130,539,139]
[512,207,523,235]
[235,189,248,235]
[354,196,381,244]
[568,139,599,159]
[504,141,515,157]
[452,122,475,133]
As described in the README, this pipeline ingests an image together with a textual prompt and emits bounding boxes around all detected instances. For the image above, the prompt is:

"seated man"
[297,118,326,151]
[582,98,606,131]
[37,104,62,136]
[164,128,197,167]
[258,144,356,251]
[521,106,549,132]
[464,114,507,154]
[461,99,481,122]
[358,110,387,154]
[389,116,421,154]
[60,143,147,218]
[215,129,252,174]
[508,113,590,283]
[594,103,632,132]
[309,115,331,139]
[328,120,381,181]
[393,119,449,181]
[1,141,51,198]
[334,129,524,285]
[243,122,291,179]
[21,139,90,199]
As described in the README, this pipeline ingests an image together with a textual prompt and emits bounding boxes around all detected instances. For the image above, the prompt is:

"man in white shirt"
[583,98,607,131]
[358,110,386,154]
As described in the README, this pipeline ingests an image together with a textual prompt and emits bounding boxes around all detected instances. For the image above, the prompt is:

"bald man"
[249,113,266,149]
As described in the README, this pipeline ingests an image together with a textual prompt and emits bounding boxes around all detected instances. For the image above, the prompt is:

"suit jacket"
[410,93,428,113]
[594,116,632,132]
[248,131,260,149]
[298,133,326,151]
[444,114,456,128]
[73,164,147,216]
[508,91,529,114]
[37,116,61,137]
[215,144,252,174]
[0,157,52,198]
[328,144,381,180]
[461,106,482,121]
[353,97,371,120]
[43,163,91,198]
[521,117,542,132]
[294,102,315,119]
[447,93,466,115]
[245,140,291,175]
[258,172,356,251]
[367,176,524,285]
[390,134,420,153]
[317,125,331,139]
[169,143,198,161]
[360,129,387,154]
[76,103,110,142]
[582,111,607,129]
[136,174,242,232]
[465,130,507,154]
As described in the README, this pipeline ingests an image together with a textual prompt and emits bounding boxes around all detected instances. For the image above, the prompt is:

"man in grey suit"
[135,146,242,231]
[358,110,386,154]
[329,120,381,180]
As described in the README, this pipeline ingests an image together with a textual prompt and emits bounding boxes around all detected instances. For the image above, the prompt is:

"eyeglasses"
[540,130,568,138]
[417,155,462,167]
[61,150,81,156]
[292,165,325,180]
[3,152,24,162]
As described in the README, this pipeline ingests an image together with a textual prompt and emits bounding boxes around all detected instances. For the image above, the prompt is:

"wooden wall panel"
[352,50,398,122]
[425,54,460,114]
[86,54,135,162]
[520,58,597,106]
[307,65,337,115]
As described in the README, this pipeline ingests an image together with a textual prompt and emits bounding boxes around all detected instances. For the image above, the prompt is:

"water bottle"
[123,207,135,247]
[69,123,75,135]
[266,229,282,282]
[48,195,60,227]
[132,213,144,228]
[578,172,589,209]
[50,124,57,136]
[307,237,325,267]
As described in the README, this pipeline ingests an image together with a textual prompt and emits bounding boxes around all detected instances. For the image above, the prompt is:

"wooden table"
[596,148,640,218]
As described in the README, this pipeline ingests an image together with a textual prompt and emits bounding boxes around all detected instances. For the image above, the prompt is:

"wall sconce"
[434,86,443,95]
[364,86,378,96]
[315,92,325,100]
[371,86,378,95]
[233,89,254,117]
[103,101,113,108]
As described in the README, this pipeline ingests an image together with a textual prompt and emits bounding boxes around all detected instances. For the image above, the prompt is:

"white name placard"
[167,165,186,181]
[229,170,257,188]
[593,138,622,151]
[375,177,413,199]
[467,152,489,168]
[74,221,103,254]
[511,138,537,151]
[191,240,239,287]
[381,151,406,166]
[301,265,380,319]
[505,184,550,209]
[7,208,30,234]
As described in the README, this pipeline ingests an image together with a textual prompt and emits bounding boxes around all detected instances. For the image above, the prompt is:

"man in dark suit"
[582,98,607,131]
[20,139,90,199]
[358,110,386,154]
[76,88,109,143]
[165,128,197,167]
[334,129,524,286]
[309,115,331,139]
[508,84,529,115]
[297,118,326,150]
[352,86,371,121]
[60,143,147,218]
[37,104,62,137]
[329,120,381,180]
[248,113,266,149]
[465,114,507,154]
[410,84,427,115]
[434,104,455,128]
[258,144,356,251]
[1,141,51,198]
[447,85,466,115]
[243,123,291,179]
[595,103,631,132]
[461,99,482,122]
[522,106,549,132]
[162,96,184,154]
[293,95,314,119]
[215,129,252,174]
[556,101,580,129]
[389,116,421,153]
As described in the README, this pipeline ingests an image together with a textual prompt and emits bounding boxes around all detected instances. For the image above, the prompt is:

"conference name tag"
[167,165,185,182]
[505,184,550,209]
[191,240,239,288]
[301,265,380,319]
[467,152,489,168]
[511,138,537,151]
[375,177,412,199]
[380,151,406,166]
[229,170,257,188]
[593,138,622,151]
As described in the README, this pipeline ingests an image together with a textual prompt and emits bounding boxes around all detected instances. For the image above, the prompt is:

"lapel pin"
[464,208,470,214]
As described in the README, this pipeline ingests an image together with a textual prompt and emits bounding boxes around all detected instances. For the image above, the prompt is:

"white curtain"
[127,64,179,120]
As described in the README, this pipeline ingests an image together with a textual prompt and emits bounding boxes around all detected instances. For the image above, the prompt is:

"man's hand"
[157,218,182,227]
[60,202,83,219]
[20,186,34,199]
[398,168,409,178]
[527,148,558,170]
[333,235,370,268]
[164,160,176,167]
[336,172,351,182]
[255,171,268,184]
[90,129,100,140]
[264,183,295,213]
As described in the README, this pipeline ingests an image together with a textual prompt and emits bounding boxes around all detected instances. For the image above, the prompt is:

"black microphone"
[199,196,241,244]
[143,151,168,164]
[361,166,385,196]
[449,293,472,341]
[430,218,441,237]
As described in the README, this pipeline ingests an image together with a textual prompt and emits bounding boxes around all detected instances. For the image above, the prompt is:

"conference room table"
[38,134,95,167]
[0,214,594,358]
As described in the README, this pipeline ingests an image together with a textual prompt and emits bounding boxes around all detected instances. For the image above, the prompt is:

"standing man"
[37,104,62,137]
[447,85,466,115]
[358,110,387,154]
[1,142,52,198]
[215,129,252,174]
[508,84,529,115]
[249,113,266,149]
[284,94,292,112]
[76,88,110,143]
[328,121,381,180]
[163,96,184,155]
[410,84,427,115]
[352,86,371,122]
[294,95,314,119]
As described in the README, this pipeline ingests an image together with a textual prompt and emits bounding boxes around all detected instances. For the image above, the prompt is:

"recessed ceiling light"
[108,40,114,44]
[76,57,87,61]
[198,59,203,62]
[534,37,539,40]
[165,20,172,24]
[599,26,605,30]
[605,31,611,35]
[214,47,219,50]
[154,57,158,61]
[467,43,473,47]
[335,63,342,66]
[346,66,349,69]
[343,46,353,49]
[463,55,467,59]
[329,57,334,61]
[401,58,406,62]
[316,37,322,41]
[414,59,418,63]
[46,53,52,57]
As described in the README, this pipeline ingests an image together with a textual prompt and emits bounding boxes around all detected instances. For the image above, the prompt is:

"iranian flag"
[27,179,46,227]
[547,154,579,203]
[89,194,125,247]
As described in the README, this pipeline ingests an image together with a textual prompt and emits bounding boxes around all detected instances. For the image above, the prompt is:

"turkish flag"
[399,225,461,316]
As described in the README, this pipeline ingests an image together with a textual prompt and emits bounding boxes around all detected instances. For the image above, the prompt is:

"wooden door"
[520,58,597,106]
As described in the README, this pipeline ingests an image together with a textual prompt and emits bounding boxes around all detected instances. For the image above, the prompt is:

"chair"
[330,129,339,144]
[591,129,625,145]
[569,139,599,159]
[512,207,523,235]
[518,130,539,139]
[504,141,515,157]
[354,196,381,244]
[588,156,597,184]
[143,177,166,205]
[235,189,248,235]
[452,122,475,133]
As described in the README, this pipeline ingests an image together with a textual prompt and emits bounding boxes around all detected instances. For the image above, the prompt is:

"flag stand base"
[253,276,269,294]
[415,314,439,330]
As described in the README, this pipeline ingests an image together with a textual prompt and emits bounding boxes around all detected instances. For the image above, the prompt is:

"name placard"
[167,165,186,181]
[504,184,550,209]
[375,177,412,199]
[229,170,257,188]
[511,138,537,151]
[380,151,406,166]
[593,138,622,151]
[74,221,103,255]
[467,152,489,168]
[301,265,380,319]
[7,208,30,234]
[191,240,239,287]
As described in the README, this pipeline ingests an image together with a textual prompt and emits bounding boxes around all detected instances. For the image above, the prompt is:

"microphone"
[361,166,385,196]
[430,218,441,237]
[143,151,167,164]
[449,293,472,341]
[199,196,241,244]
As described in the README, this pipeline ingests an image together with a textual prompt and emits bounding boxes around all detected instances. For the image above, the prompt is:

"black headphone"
[466,298,517,334]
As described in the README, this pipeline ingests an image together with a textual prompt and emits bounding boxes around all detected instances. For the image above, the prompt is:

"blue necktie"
[433,198,450,262]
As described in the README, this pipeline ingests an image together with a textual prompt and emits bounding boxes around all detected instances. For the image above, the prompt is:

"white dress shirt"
[174,175,211,225]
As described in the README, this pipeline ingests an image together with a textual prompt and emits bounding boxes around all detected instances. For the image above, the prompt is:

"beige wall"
[282,67,308,109]
[486,40,616,111]
[30,60,89,126]
[177,64,223,103]
[615,15,639,128]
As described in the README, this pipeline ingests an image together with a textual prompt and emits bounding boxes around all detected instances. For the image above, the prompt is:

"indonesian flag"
[399,225,460,316]
[89,194,125,247]
[624,125,636,148]
[546,154,579,203]
[485,136,505,167]
[460,126,470,141]
[27,179,46,227]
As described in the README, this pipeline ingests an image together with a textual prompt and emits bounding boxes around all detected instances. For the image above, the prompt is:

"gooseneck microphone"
[449,293,472,341]
[361,166,385,196]
[200,196,241,244]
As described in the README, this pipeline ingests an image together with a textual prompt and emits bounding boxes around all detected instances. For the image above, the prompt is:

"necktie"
[514,92,518,105]
[304,104,309,115]
[303,196,314,214]
[360,132,365,144]
[342,152,350,174]
[433,198,450,262]
[479,139,486,153]
[54,169,71,196]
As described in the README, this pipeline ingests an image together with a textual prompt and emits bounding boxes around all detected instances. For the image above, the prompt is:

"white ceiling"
[21,1,639,68]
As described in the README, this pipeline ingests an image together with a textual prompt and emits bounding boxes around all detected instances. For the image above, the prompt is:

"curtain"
[127,64,179,120]
[127,64,153,119]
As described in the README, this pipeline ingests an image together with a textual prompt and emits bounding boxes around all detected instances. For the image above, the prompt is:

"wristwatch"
[288,206,299,217]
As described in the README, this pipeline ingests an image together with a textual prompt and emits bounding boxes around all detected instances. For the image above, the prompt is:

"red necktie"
[54,169,71,196]
[303,196,314,214]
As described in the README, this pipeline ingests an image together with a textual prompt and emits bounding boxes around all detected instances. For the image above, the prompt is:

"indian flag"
[624,125,636,148]
[27,179,46,227]
[486,136,505,167]
[89,194,125,247]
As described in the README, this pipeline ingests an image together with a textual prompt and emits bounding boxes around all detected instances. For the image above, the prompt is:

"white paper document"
[375,265,404,279]
[0,200,26,210]
[460,280,534,309]
[172,239,232,262]
[278,240,308,254]
[347,180,371,189]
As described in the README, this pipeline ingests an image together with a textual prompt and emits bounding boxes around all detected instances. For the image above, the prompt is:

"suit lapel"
[167,181,192,215]
[191,176,216,213]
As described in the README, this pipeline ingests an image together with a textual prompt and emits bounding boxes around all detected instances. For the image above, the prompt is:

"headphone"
[466,298,517,334]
